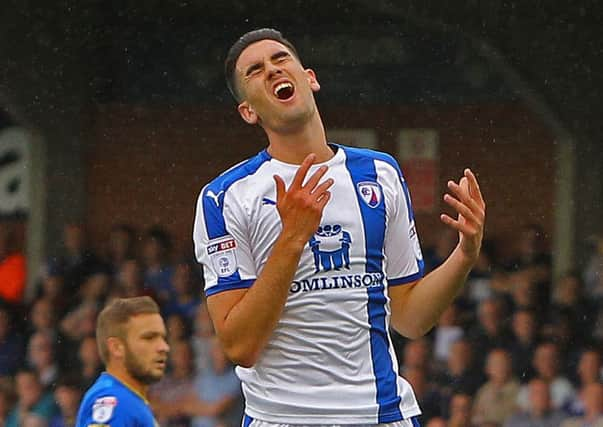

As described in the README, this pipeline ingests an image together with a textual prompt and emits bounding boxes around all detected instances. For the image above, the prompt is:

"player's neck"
[106,365,149,399]
[265,113,333,164]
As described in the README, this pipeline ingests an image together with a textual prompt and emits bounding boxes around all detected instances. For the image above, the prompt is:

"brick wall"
[86,103,554,263]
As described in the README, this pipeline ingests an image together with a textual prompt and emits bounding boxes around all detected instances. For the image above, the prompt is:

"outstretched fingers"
[443,193,479,225]
[305,165,329,192]
[447,178,485,221]
[316,191,332,209]
[274,175,286,202]
[464,168,485,208]
[311,177,335,200]
[290,153,317,190]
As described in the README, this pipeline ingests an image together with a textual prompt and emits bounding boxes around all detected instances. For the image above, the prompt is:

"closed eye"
[271,51,291,63]
[245,63,263,77]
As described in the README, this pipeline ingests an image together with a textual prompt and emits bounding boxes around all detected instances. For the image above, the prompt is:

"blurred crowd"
[0,220,602,427]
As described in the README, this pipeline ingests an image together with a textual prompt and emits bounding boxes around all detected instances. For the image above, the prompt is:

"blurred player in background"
[75,296,169,426]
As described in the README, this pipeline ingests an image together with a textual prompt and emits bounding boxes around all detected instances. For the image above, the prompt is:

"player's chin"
[147,371,165,383]
[146,366,167,382]
[153,364,167,376]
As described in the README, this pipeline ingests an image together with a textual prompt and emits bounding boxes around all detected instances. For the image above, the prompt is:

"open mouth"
[273,81,295,101]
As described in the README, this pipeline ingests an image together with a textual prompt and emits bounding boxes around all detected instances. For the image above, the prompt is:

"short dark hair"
[96,296,160,364]
[224,28,300,102]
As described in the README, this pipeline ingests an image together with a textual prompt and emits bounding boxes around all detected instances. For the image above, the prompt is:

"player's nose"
[265,61,283,79]
[158,338,170,354]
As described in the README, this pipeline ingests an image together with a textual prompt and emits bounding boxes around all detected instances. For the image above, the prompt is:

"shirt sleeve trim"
[205,279,255,297]
[388,270,423,286]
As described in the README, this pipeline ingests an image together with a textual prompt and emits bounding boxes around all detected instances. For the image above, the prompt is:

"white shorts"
[241,415,421,427]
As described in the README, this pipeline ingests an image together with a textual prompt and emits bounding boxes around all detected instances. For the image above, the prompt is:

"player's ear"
[107,337,125,359]
[305,68,320,92]
[238,101,258,125]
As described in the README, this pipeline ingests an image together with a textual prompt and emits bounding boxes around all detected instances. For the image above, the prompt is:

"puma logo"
[206,190,224,207]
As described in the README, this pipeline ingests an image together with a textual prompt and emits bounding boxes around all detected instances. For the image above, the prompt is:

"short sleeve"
[193,184,257,297]
[76,395,125,427]
[377,159,424,285]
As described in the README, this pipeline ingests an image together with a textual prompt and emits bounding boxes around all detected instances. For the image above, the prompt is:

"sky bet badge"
[207,236,238,277]
[357,182,382,208]
[92,396,117,423]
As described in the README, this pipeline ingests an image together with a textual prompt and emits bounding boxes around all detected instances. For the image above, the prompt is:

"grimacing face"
[121,313,169,385]
[235,39,321,134]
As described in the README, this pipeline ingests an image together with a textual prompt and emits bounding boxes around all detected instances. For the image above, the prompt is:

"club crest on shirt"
[309,224,352,273]
[357,181,382,208]
[92,396,117,423]
[207,236,238,277]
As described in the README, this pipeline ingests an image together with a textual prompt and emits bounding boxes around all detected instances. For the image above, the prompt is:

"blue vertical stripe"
[344,146,402,423]
[242,414,254,427]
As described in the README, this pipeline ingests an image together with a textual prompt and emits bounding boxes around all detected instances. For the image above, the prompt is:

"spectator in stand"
[404,366,443,423]
[26,331,58,390]
[425,417,446,427]
[540,310,580,377]
[183,336,242,427]
[60,272,109,342]
[434,338,485,412]
[165,314,192,349]
[53,224,102,300]
[163,261,202,322]
[27,298,57,338]
[506,224,552,308]
[0,384,15,427]
[5,369,57,427]
[517,342,575,412]
[505,378,567,427]
[423,228,457,273]
[399,337,433,375]
[149,340,196,427]
[432,303,464,368]
[567,348,603,416]
[110,259,156,300]
[507,271,540,317]
[472,348,520,426]
[464,239,496,306]
[508,308,539,383]
[34,267,69,321]
[105,224,137,282]
[20,413,48,427]
[191,301,215,376]
[447,392,473,427]
[142,226,175,305]
[583,234,603,301]
[576,348,603,387]
[49,376,82,427]
[550,271,598,344]
[468,297,512,371]
[561,382,603,427]
[59,301,98,344]
[0,304,24,378]
[0,221,26,306]
[76,336,103,390]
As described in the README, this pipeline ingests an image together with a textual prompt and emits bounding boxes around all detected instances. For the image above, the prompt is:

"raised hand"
[440,168,486,263]
[273,153,334,246]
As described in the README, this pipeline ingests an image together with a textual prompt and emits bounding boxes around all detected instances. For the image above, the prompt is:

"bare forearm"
[212,234,304,366]
[391,245,474,337]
